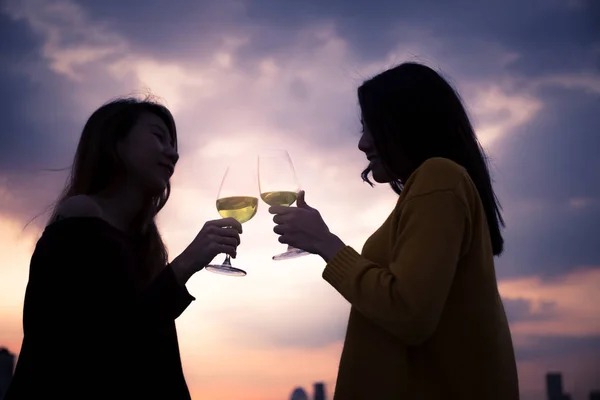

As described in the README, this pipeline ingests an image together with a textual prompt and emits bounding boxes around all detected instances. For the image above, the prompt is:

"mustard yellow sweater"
[323,157,519,400]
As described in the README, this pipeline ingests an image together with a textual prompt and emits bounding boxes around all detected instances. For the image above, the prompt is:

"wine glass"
[205,159,259,276]
[258,149,310,261]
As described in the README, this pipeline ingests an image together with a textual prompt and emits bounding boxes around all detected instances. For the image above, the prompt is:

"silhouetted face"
[118,112,178,194]
[358,120,393,183]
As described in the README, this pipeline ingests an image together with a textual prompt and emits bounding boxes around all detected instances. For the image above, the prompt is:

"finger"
[297,190,306,207]
[273,214,293,225]
[216,236,239,248]
[218,244,237,258]
[268,206,296,215]
[278,235,289,244]
[273,224,288,235]
[215,228,241,245]
[207,218,243,233]
[297,190,317,211]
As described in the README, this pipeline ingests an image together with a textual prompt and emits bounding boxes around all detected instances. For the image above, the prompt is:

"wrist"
[318,233,346,263]
[170,255,199,285]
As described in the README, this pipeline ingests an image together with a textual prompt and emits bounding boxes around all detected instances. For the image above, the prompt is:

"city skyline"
[1,0,599,399]
[290,382,326,400]
[546,372,571,400]
[544,372,600,400]
[290,387,308,400]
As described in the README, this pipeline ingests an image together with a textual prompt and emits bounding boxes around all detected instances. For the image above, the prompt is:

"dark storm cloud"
[1,0,599,280]
[0,13,61,171]
[494,86,600,279]
[514,334,600,362]
[72,0,599,78]
[503,298,558,324]
[234,0,599,78]
[497,202,600,278]
[0,12,81,224]
[0,70,79,172]
[0,19,99,230]
[0,8,98,173]
[72,0,246,62]
[497,88,600,202]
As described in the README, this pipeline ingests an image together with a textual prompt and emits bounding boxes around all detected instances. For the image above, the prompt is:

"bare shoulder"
[53,195,104,221]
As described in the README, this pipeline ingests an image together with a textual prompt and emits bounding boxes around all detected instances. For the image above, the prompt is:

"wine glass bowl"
[216,196,258,223]
[260,190,298,207]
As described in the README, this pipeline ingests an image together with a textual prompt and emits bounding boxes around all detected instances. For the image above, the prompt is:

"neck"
[94,182,150,231]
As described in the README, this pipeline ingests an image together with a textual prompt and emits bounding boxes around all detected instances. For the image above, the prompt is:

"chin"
[372,176,390,184]
[144,178,168,196]
[371,168,392,184]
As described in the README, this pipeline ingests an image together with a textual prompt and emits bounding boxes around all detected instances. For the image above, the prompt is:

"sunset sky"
[1,0,599,399]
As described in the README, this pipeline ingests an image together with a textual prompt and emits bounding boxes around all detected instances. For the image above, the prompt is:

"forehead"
[135,112,169,131]
[133,111,175,145]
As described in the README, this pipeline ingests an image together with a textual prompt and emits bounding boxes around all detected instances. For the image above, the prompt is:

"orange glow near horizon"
[2,206,599,399]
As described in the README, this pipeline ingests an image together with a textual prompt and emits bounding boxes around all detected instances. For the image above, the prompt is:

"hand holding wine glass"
[269,190,346,262]
[171,218,242,283]
[258,149,310,260]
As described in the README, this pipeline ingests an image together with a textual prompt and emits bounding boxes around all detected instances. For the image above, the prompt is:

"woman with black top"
[5,97,243,399]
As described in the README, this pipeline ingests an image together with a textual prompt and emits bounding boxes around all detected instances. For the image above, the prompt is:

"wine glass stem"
[223,254,232,266]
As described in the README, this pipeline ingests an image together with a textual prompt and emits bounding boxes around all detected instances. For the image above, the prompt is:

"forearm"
[170,255,202,286]
[321,190,466,345]
[137,263,196,322]
[322,247,455,346]
[316,234,433,342]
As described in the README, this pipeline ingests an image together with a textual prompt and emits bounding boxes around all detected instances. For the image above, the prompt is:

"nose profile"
[166,147,179,165]
[358,133,369,153]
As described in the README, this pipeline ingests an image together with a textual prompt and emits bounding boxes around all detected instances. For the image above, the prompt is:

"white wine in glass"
[258,149,310,261]
[205,160,258,276]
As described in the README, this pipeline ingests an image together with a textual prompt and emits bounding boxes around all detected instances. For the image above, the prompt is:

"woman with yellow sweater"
[269,62,520,399]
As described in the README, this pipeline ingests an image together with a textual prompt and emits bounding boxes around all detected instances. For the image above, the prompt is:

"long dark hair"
[358,62,505,256]
[48,96,178,281]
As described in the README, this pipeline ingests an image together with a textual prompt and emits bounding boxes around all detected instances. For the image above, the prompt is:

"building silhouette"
[313,382,326,400]
[0,348,16,400]
[546,372,571,400]
[589,391,600,400]
[290,387,308,400]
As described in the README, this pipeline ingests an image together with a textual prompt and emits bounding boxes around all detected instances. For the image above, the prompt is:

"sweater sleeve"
[322,189,469,346]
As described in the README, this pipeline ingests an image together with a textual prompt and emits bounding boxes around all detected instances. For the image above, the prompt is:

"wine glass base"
[272,247,310,261]
[205,264,247,277]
